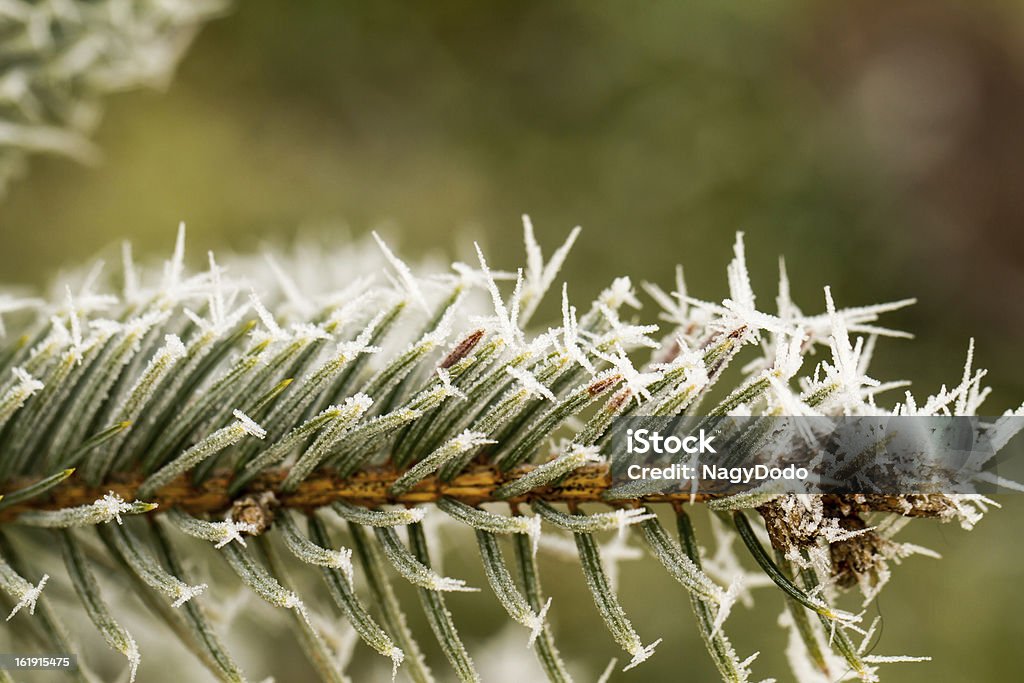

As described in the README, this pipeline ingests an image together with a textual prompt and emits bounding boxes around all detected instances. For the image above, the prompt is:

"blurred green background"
[2,1,1023,680]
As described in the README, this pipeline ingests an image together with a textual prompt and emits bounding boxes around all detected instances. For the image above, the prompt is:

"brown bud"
[605,387,633,412]
[440,329,485,369]
[587,374,621,397]
[229,491,279,536]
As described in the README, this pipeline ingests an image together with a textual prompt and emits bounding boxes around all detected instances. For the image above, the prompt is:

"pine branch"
[0,463,966,525]
[0,224,1016,682]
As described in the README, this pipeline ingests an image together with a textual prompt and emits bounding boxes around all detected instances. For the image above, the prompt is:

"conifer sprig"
[0,222,1019,682]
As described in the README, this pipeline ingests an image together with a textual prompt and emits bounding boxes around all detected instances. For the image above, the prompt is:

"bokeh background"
[2,1,1023,681]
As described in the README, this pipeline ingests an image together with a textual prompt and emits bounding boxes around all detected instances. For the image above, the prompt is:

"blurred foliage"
[1,1,1023,680]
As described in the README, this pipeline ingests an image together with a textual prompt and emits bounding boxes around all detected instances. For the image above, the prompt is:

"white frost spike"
[776,256,799,321]
[278,596,320,649]
[249,290,286,341]
[232,409,267,439]
[330,548,355,578]
[171,582,208,608]
[509,269,525,333]
[622,638,662,671]
[561,284,595,374]
[773,332,806,382]
[597,659,618,683]
[435,368,465,400]
[737,651,760,671]
[728,232,755,310]
[212,518,260,549]
[121,242,140,301]
[711,576,743,638]
[451,429,495,452]
[642,265,690,327]
[820,524,875,544]
[405,507,428,523]
[183,252,247,335]
[264,252,314,318]
[124,634,141,683]
[599,276,642,311]
[6,573,48,621]
[121,310,170,342]
[518,215,581,325]
[12,368,42,389]
[388,646,405,681]
[526,596,553,648]
[3,367,43,406]
[526,514,542,559]
[373,232,429,313]
[64,287,84,359]
[954,338,975,416]
[428,575,478,592]
[506,366,556,401]
[162,222,187,293]
[61,260,119,314]
[335,315,383,361]
[289,323,332,344]
[162,333,187,360]
[347,392,375,415]
[613,508,659,537]
[101,493,143,525]
[682,234,789,338]
[524,331,556,360]
[798,296,916,342]
[474,242,523,348]
[207,252,228,330]
[593,309,660,350]
[818,286,881,412]
[320,277,375,329]
[598,352,660,405]
[449,259,516,291]
[980,403,1024,454]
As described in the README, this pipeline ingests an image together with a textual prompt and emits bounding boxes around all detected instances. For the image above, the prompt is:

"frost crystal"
[474,242,525,349]
[559,284,595,374]
[8,367,43,398]
[597,350,661,404]
[232,410,267,439]
[623,638,662,671]
[213,518,261,549]
[506,366,556,401]
[98,493,147,525]
[518,215,581,325]
[5,573,48,621]
[373,232,430,313]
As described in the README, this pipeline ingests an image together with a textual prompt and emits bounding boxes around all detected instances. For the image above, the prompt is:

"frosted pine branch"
[0,224,1018,682]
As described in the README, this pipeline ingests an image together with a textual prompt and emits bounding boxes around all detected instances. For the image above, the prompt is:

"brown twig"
[0,464,955,523]
[0,463,708,522]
